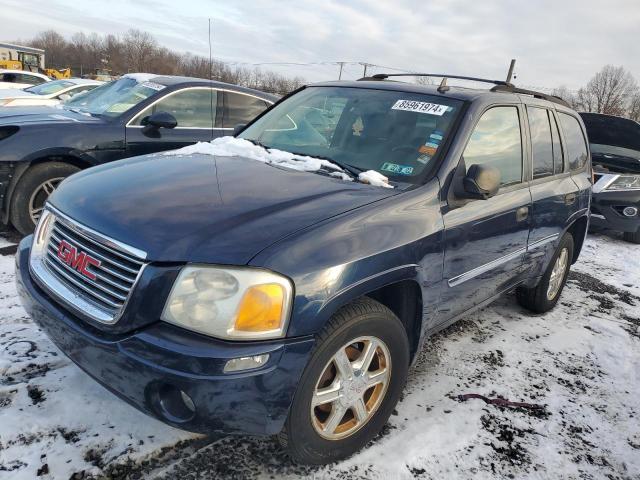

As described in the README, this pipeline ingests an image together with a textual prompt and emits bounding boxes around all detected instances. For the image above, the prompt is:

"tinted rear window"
[558,113,588,170]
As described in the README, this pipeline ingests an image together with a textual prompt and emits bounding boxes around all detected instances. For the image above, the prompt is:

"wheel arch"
[2,151,93,223]
[565,214,589,264]
[313,266,424,363]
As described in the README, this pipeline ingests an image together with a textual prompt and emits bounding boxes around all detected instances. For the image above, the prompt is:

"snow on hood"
[164,136,394,188]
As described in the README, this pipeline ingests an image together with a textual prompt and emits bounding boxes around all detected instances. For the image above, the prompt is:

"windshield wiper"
[287,151,362,179]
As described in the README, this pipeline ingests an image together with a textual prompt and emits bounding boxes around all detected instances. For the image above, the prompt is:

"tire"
[279,297,410,465]
[623,230,640,244]
[516,232,574,313]
[10,162,80,235]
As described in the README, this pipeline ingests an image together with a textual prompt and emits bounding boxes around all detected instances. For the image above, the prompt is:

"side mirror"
[462,164,501,199]
[142,111,178,131]
[233,123,247,136]
[58,93,71,101]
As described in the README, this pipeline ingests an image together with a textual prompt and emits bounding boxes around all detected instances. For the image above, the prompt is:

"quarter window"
[550,113,564,174]
[223,92,270,128]
[133,88,216,128]
[528,107,554,178]
[463,106,523,187]
[558,113,588,170]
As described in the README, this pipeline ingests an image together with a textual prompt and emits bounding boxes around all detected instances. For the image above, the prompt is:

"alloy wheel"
[310,336,391,440]
[28,177,64,225]
[547,247,569,300]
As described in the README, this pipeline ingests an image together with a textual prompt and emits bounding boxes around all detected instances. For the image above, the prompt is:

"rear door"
[125,87,217,157]
[524,105,580,273]
[440,105,532,320]
[558,112,592,214]
[221,90,271,138]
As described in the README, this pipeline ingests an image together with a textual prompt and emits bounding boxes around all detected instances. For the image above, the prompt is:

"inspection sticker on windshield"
[381,162,414,175]
[141,81,165,91]
[391,99,448,116]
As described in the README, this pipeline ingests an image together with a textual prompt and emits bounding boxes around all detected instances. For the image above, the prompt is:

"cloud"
[1,0,638,89]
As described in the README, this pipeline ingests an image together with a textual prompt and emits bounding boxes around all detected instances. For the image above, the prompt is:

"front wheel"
[10,162,80,235]
[516,232,574,313]
[280,297,409,465]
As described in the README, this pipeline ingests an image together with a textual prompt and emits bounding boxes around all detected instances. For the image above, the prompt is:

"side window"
[19,74,45,85]
[132,88,216,128]
[463,106,523,187]
[223,92,269,128]
[528,107,554,178]
[558,113,588,170]
[550,114,564,174]
[1,73,16,83]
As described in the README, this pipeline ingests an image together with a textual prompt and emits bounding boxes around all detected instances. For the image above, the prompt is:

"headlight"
[604,175,640,191]
[161,265,293,340]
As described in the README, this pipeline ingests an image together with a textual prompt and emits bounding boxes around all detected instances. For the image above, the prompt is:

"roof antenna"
[208,18,215,132]
[506,59,516,85]
[437,76,450,93]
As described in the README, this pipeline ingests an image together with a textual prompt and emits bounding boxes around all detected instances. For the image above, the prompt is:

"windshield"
[240,86,462,182]
[24,80,74,95]
[63,77,160,118]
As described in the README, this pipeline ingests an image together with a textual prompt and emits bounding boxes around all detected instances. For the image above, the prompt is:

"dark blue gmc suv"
[16,73,591,464]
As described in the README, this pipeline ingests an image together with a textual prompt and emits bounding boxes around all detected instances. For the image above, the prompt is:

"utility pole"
[360,62,370,77]
[337,62,345,80]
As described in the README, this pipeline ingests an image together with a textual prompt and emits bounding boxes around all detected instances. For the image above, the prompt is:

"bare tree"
[29,30,68,68]
[574,65,638,116]
[628,93,640,122]
[19,28,305,94]
[122,29,157,72]
[550,86,577,108]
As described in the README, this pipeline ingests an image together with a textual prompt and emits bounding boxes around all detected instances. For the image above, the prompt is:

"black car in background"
[0,74,276,234]
[581,112,640,243]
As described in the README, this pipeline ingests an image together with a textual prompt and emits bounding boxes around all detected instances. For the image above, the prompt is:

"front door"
[439,105,532,321]
[125,87,217,157]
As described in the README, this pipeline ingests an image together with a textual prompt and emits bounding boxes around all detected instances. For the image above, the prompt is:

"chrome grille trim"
[29,205,148,324]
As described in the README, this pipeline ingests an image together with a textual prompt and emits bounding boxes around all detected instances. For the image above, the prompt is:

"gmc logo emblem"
[57,239,101,281]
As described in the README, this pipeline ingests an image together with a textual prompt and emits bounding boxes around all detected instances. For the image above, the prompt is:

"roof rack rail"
[489,84,570,107]
[358,60,571,108]
[359,73,511,87]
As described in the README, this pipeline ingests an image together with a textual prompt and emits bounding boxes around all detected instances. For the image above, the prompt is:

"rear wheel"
[623,230,640,244]
[280,297,409,465]
[10,162,80,235]
[516,232,574,313]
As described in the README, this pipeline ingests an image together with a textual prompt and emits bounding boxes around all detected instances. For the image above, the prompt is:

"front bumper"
[591,190,640,234]
[16,237,315,436]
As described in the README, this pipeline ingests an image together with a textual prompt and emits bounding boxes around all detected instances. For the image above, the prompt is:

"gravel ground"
[0,230,638,480]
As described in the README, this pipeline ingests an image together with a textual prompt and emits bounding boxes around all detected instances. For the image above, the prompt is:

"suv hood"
[48,153,397,264]
[0,106,102,126]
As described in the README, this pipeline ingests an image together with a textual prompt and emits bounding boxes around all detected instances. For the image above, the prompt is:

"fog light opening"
[157,384,196,423]
[224,354,270,373]
[622,206,638,217]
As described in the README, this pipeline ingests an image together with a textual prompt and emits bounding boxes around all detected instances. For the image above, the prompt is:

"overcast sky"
[2,0,639,90]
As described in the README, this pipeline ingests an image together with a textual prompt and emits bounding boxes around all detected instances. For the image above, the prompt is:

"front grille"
[42,214,145,321]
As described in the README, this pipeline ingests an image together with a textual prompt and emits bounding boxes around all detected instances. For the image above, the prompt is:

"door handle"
[516,206,529,222]
[564,193,577,205]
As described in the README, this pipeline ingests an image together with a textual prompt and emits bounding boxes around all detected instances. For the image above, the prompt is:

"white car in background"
[0,78,103,107]
[0,69,50,89]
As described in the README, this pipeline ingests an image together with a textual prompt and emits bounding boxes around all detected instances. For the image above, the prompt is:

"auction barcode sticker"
[391,99,448,116]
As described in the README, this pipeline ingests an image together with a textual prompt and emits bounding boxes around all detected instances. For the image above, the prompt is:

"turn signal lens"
[235,283,285,332]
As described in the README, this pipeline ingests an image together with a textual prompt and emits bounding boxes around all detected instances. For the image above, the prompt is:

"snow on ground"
[0,230,638,479]
[165,137,394,187]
